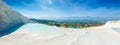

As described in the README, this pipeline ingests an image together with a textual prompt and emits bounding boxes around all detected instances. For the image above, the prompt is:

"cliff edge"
[0,0,28,36]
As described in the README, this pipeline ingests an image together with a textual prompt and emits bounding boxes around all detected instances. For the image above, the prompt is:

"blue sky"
[3,0,120,19]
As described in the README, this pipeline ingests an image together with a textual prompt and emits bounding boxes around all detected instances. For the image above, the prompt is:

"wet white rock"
[0,21,120,45]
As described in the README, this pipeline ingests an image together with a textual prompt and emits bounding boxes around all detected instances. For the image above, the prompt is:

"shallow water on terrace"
[20,23,65,33]
[111,28,120,32]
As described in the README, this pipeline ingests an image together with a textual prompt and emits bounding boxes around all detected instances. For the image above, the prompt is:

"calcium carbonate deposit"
[0,21,120,45]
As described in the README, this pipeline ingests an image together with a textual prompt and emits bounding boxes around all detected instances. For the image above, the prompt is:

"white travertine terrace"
[0,21,120,45]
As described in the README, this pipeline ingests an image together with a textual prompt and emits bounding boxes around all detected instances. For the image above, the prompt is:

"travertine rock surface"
[0,21,120,45]
[0,0,28,32]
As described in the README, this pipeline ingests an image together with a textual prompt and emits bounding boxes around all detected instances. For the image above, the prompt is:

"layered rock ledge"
[0,0,28,36]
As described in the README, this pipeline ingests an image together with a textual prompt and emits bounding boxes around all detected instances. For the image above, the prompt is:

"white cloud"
[15,0,35,8]
[14,0,120,19]
[47,0,52,4]
[34,0,54,9]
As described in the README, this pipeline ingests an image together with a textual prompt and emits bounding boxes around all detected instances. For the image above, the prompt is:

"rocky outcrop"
[103,20,120,27]
[0,0,28,36]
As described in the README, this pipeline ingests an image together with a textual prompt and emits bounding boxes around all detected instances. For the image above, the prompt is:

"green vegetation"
[30,19,106,29]
[47,22,105,28]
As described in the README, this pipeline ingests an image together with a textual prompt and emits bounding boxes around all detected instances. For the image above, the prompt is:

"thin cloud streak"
[3,0,120,19]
